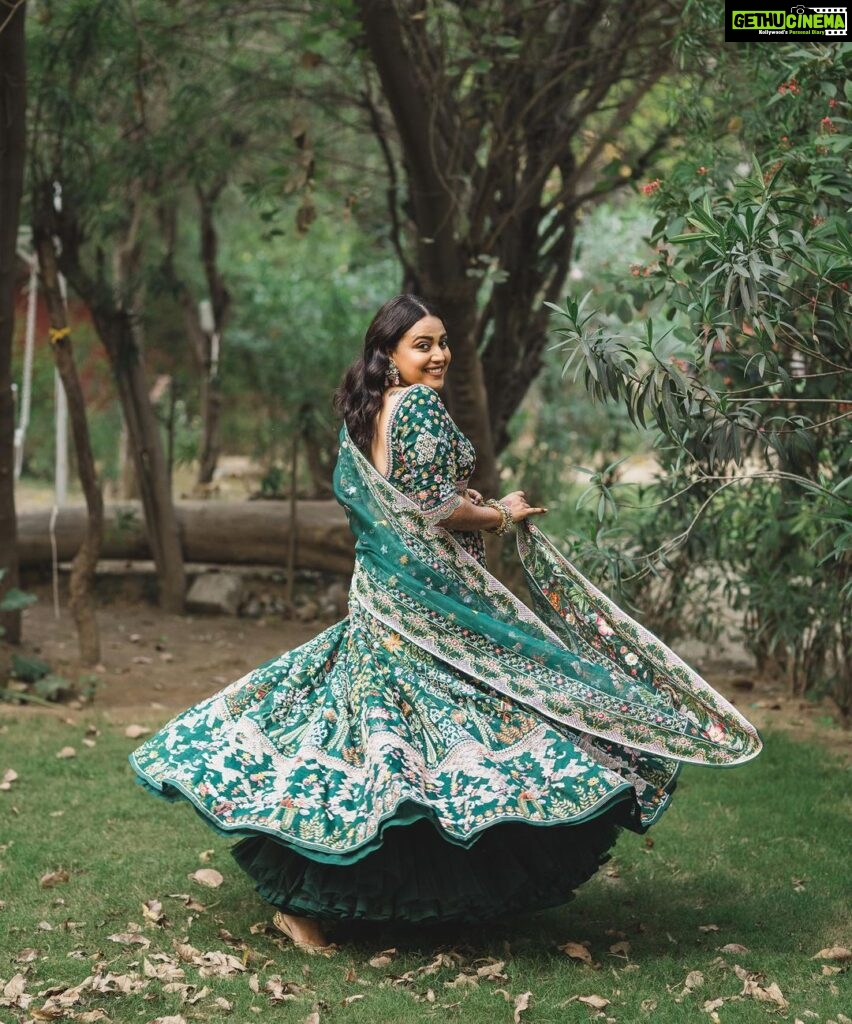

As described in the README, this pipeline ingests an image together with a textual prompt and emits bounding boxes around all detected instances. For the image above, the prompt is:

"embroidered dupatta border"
[339,424,762,769]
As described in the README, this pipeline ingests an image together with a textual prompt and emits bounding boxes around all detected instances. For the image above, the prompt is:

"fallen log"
[16,500,355,574]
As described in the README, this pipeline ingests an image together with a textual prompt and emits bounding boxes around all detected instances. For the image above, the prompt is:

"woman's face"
[389,315,451,390]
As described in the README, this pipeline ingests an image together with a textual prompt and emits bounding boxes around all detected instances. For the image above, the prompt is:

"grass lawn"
[1,713,850,1024]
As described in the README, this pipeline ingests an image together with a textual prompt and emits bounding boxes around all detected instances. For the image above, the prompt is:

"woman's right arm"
[437,490,548,532]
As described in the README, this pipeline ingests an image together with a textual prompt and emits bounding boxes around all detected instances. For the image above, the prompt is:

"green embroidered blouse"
[383,383,487,566]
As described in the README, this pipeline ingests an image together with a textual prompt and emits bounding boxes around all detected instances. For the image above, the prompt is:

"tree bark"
[357,0,679,496]
[357,0,500,495]
[42,184,188,614]
[32,228,103,664]
[196,185,229,485]
[0,1,27,646]
[91,302,187,612]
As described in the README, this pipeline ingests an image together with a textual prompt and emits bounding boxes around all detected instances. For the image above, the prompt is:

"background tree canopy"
[6,4,850,713]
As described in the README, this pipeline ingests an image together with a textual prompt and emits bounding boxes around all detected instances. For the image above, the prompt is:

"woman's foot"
[272,910,334,953]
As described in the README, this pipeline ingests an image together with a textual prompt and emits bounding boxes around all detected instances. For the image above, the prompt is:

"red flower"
[641,179,661,195]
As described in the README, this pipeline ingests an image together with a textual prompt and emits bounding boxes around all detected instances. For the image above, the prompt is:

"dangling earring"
[385,361,401,387]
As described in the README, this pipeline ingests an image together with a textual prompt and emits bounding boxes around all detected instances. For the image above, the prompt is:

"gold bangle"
[484,498,512,536]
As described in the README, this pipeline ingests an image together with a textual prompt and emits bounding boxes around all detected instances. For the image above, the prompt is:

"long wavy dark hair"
[333,293,442,458]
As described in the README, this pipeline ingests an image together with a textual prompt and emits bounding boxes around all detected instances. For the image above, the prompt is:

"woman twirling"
[129,294,762,951]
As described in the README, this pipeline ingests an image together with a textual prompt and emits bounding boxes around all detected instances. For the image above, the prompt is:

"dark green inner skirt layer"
[230,810,628,923]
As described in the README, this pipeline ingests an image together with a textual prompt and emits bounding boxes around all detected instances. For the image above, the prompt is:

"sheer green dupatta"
[334,423,761,824]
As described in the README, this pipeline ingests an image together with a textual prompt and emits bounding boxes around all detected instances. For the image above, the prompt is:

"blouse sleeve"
[392,384,464,524]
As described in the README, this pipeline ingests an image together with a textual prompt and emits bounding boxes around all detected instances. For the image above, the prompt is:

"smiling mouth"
[426,367,445,375]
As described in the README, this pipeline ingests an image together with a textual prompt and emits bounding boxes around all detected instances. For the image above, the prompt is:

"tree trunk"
[358,0,499,496]
[357,0,678,498]
[33,228,103,664]
[0,1,27,646]
[198,363,223,485]
[195,184,229,486]
[91,304,187,613]
[119,420,140,499]
[44,184,188,614]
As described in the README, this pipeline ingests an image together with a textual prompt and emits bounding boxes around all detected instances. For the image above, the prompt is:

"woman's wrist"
[484,498,513,535]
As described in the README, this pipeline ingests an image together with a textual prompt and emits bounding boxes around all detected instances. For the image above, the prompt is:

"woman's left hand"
[466,488,484,505]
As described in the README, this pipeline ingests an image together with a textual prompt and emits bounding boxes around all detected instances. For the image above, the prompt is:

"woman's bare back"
[370,386,410,477]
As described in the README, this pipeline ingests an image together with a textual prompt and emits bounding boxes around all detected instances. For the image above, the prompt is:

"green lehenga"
[129,384,762,922]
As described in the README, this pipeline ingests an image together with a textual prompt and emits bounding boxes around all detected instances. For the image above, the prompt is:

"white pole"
[54,368,68,506]
[13,252,38,479]
[53,270,70,507]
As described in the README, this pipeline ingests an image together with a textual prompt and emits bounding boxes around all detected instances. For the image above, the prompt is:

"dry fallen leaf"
[107,932,151,948]
[147,1016,187,1024]
[368,948,397,968]
[475,958,507,981]
[733,964,788,1009]
[192,950,246,977]
[14,948,40,963]
[264,976,312,1003]
[143,957,185,983]
[302,1013,320,1024]
[578,994,610,1009]
[811,946,851,962]
[55,747,76,759]
[513,990,532,1023]
[213,996,233,1010]
[39,869,70,889]
[698,924,720,933]
[124,724,150,739]
[719,943,749,954]
[173,940,202,962]
[188,868,224,888]
[444,973,478,989]
[0,768,18,790]
[558,940,595,965]
[609,940,631,958]
[1,973,30,1009]
[342,994,366,1006]
[38,977,91,1013]
[141,899,166,926]
[90,970,149,995]
[167,892,206,912]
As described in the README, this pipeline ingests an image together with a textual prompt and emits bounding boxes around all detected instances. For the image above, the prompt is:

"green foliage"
[10,652,51,683]
[0,586,38,615]
[0,568,38,641]
[547,43,852,716]
[223,214,399,483]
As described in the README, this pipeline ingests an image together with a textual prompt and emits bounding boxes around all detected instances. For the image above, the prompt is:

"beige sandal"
[272,911,338,956]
